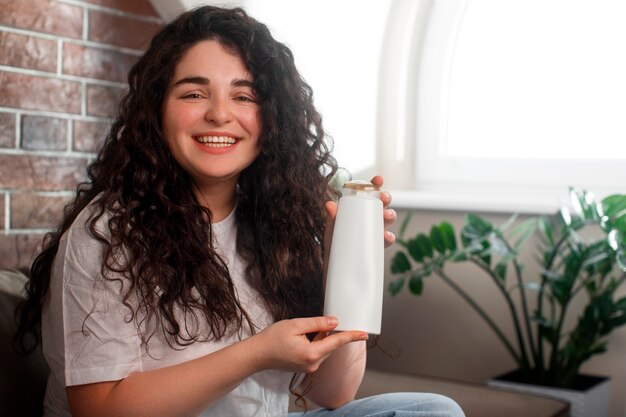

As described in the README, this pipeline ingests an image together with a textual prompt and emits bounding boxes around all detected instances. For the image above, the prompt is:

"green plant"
[389,188,626,388]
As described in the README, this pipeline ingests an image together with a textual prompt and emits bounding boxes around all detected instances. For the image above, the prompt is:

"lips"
[193,135,237,148]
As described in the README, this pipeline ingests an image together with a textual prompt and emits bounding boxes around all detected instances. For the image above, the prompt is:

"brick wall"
[0,0,162,269]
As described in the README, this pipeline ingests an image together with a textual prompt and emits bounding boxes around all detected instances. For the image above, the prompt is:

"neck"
[193,179,238,223]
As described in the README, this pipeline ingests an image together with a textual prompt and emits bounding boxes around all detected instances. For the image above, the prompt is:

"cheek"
[162,105,197,141]
[242,108,262,138]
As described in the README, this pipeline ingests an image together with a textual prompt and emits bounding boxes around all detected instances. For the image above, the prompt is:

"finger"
[370,175,384,188]
[380,190,392,209]
[325,201,338,220]
[291,316,339,335]
[384,230,396,248]
[384,207,397,228]
[311,330,369,356]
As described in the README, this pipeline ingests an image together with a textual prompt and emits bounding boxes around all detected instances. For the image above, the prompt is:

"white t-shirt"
[41,203,291,416]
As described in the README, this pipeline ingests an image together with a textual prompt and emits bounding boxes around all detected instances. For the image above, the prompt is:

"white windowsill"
[388,189,566,215]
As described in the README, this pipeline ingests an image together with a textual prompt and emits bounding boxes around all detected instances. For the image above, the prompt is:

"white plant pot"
[488,370,611,417]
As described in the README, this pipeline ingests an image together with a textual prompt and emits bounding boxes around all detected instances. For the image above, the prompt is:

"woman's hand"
[370,175,397,247]
[249,317,368,374]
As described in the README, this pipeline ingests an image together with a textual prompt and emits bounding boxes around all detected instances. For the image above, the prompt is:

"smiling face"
[162,39,261,197]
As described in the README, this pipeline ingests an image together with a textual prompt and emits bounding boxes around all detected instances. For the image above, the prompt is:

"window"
[381,0,626,213]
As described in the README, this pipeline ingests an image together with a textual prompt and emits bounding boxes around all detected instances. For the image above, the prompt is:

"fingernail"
[359,333,369,341]
[383,191,391,200]
[327,317,338,327]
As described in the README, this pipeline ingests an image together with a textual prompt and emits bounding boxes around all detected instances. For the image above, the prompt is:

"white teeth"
[194,136,237,147]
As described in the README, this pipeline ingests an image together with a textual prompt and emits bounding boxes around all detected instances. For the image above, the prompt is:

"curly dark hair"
[15,5,338,352]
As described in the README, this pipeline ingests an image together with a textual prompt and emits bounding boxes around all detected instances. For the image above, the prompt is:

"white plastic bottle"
[323,180,384,334]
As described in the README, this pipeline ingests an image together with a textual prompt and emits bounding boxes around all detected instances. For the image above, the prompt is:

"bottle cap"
[343,180,380,191]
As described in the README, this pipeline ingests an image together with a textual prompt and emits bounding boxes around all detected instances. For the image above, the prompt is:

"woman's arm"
[297,335,367,409]
[66,317,367,417]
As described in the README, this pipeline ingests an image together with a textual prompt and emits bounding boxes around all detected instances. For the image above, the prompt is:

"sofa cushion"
[0,269,49,417]
[357,368,569,417]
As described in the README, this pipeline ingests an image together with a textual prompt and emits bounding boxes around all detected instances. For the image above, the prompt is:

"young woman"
[16,6,464,417]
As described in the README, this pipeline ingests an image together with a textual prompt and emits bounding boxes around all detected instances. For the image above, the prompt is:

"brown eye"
[234,95,256,103]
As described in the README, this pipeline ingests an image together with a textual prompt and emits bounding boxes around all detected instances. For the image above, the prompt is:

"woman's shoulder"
[64,196,114,244]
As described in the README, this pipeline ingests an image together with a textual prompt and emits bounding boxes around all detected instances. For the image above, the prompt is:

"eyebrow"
[173,76,209,87]
[172,76,254,88]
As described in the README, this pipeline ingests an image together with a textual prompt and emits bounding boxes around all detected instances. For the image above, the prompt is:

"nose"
[205,96,232,125]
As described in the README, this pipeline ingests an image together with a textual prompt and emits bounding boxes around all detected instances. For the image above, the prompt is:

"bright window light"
[404,0,626,212]
[445,0,626,160]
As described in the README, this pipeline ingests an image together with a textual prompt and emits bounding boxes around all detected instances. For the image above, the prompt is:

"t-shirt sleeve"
[42,210,144,387]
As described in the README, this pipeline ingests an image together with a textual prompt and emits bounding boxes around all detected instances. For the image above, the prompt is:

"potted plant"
[388,188,626,417]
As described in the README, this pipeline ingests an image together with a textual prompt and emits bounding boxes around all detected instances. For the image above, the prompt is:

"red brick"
[0,233,45,269]
[73,120,110,152]
[83,0,159,17]
[86,84,125,118]
[0,31,57,72]
[21,115,68,151]
[63,42,139,83]
[0,0,82,39]
[0,72,81,114]
[0,154,88,191]
[0,112,16,148]
[89,10,161,50]
[10,192,69,229]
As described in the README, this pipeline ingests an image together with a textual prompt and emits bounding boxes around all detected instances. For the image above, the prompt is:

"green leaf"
[563,251,584,284]
[388,277,405,296]
[465,214,493,237]
[586,280,597,292]
[569,187,599,221]
[479,240,492,267]
[409,275,424,295]
[407,238,423,262]
[418,233,434,258]
[538,216,554,247]
[430,225,446,254]
[581,250,611,275]
[511,218,537,251]
[390,251,411,274]
[449,250,468,262]
[602,194,626,218]
[487,234,511,257]
[495,262,507,282]
[409,233,433,261]
[439,222,457,251]
[461,215,494,264]
[613,214,626,234]
[549,279,572,306]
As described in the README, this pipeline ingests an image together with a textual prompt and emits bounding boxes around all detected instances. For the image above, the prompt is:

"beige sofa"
[1,269,568,417]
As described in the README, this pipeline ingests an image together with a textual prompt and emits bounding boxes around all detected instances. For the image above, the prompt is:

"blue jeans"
[288,392,465,417]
